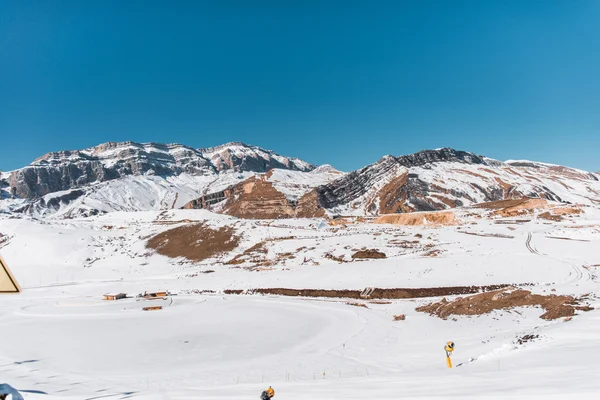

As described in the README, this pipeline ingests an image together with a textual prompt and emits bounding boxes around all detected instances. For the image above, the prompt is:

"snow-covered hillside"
[1,204,600,399]
[1,141,332,218]
[4,141,315,199]
[311,149,600,216]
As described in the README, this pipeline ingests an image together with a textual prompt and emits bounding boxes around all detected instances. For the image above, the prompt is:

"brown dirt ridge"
[416,287,593,320]
[375,210,457,226]
[223,284,511,300]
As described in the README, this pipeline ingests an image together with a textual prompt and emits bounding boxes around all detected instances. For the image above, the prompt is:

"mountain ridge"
[2,142,600,219]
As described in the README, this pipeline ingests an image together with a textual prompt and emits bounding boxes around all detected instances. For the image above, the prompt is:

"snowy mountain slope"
[313,155,409,216]
[2,141,324,218]
[182,166,344,219]
[4,144,600,219]
[266,166,344,202]
[306,149,600,216]
[199,142,314,173]
[6,141,316,200]
[13,172,256,218]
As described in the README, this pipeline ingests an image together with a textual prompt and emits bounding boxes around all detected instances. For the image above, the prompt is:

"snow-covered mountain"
[307,149,600,216]
[5,141,314,200]
[0,141,326,218]
[2,144,600,219]
[186,148,600,218]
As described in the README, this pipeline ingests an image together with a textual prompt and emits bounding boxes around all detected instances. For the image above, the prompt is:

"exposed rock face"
[184,147,600,219]
[184,176,296,219]
[8,141,315,199]
[395,148,486,168]
[183,175,331,219]
[305,149,600,215]
[15,190,87,216]
[314,156,408,214]
[295,190,327,218]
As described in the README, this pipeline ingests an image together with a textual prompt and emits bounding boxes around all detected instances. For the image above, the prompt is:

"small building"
[142,291,168,299]
[143,306,163,311]
[103,293,127,301]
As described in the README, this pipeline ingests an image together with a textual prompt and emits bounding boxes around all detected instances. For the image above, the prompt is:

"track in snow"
[526,232,590,284]
[525,232,539,255]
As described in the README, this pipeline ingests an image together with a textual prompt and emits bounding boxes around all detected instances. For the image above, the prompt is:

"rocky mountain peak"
[7,141,316,199]
[310,164,342,174]
[395,148,486,168]
[199,142,315,173]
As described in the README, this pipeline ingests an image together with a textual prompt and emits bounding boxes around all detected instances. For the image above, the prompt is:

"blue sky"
[1,1,599,172]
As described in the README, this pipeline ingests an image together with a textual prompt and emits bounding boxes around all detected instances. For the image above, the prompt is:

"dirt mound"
[416,288,591,320]
[539,206,583,221]
[351,249,387,259]
[495,199,548,217]
[473,198,549,218]
[147,223,240,262]
[375,211,457,226]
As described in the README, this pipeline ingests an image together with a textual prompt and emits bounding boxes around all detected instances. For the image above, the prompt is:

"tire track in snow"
[525,232,539,255]
[526,231,589,284]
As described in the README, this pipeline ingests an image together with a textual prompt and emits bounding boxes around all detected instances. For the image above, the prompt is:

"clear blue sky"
[2,0,600,172]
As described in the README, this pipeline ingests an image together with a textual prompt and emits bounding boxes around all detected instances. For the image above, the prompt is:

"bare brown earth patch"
[473,198,530,210]
[295,190,327,218]
[238,284,511,299]
[539,206,583,222]
[393,314,406,321]
[472,198,548,218]
[416,288,592,320]
[553,206,583,216]
[223,177,295,219]
[226,241,271,266]
[430,194,461,208]
[375,211,457,226]
[351,249,387,259]
[147,223,240,262]
[538,212,563,222]
[374,172,409,214]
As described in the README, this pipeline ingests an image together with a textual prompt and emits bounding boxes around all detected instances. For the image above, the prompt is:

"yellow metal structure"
[445,341,454,368]
[0,254,20,293]
[446,355,453,368]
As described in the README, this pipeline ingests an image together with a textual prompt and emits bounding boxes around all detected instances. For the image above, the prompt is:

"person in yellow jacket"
[260,386,275,399]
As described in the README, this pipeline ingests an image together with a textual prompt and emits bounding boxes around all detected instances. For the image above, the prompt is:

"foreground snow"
[1,207,600,399]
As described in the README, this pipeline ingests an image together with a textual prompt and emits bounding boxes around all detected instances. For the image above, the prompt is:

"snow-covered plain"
[1,205,600,399]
